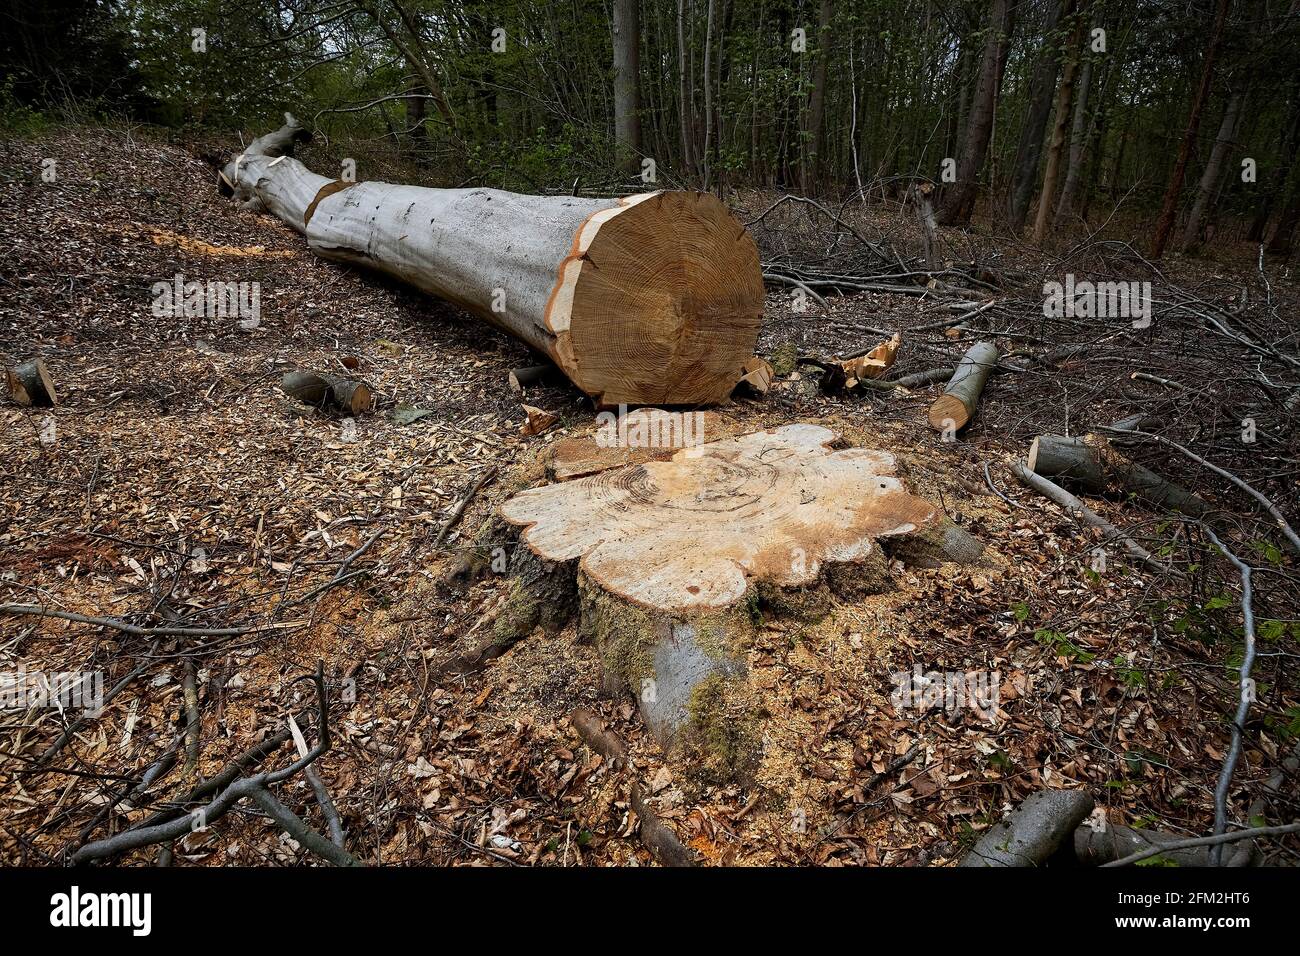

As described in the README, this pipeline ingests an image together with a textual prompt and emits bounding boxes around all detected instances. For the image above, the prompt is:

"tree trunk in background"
[677,0,696,177]
[1150,0,1231,258]
[702,0,718,187]
[1033,18,1084,241]
[1179,86,1245,252]
[405,92,429,166]
[612,0,643,174]
[1268,189,1300,256]
[1054,50,1092,222]
[805,0,834,193]
[1247,86,1300,241]
[1007,0,1075,232]
[939,0,1017,226]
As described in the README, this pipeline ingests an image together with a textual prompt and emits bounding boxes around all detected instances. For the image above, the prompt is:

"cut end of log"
[927,393,970,431]
[550,191,764,407]
[6,359,57,407]
[1026,436,1043,474]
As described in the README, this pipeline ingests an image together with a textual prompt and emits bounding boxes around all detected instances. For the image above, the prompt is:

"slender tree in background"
[612,0,643,173]
[677,0,696,178]
[1054,35,1094,224]
[702,0,718,187]
[1150,0,1231,259]
[940,0,1019,226]
[1179,85,1245,251]
[1007,0,1075,233]
[1033,15,1084,241]
[804,0,834,193]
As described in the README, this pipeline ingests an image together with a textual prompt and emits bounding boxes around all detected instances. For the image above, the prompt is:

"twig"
[1101,428,1300,554]
[433,466,498,549]
[762,272,829,309]
[984,462,1018,509]
[1201,526,1258,865]
[569,707,695,867]
[180,662,201,779]
[0,604,248,637]
[1012,462,1181,577]
[72,665,358,866]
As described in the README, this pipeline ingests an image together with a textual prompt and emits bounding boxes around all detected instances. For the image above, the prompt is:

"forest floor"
[1,124,1297,866]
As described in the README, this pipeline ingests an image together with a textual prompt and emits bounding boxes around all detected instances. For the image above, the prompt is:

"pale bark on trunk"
[1179,87,1245,252]
[677,0,696,177]
[612,0,643,173]
[225,117,763,407]
[1032,19,1084,242]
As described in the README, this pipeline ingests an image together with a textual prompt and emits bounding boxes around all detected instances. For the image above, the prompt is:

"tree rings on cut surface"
[502,424,940,612]
[493,424,980,776]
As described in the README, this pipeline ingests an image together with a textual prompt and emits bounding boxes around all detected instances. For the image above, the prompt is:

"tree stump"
[499,424,964,777]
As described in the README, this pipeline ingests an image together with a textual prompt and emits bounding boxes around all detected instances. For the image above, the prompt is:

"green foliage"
[1034,628,1094,663]
[0,77,47,136]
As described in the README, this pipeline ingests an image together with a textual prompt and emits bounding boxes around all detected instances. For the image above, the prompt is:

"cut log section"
[225,117,764,408]
[498,424,967,772]
[735,356,773,396]
[960,790,1095,867]
[280,369,373,415]
[6,359,56,407]
[1027,435,1105,494]
[1028,433,1211,516]
[928,340,998,431]
[508,364,559,392]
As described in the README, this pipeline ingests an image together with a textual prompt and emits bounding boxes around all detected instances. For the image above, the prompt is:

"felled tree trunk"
[224,116,764,407]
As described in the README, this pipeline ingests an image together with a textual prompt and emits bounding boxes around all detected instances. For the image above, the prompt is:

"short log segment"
[1027,435,1105,494]
[281,369,373,415]
[1028,433,1211,516]
[960,790,1095,867]
[501,424,959,776]
[225,117,764,408]
[6,359,56,407]
[928,340,999,431]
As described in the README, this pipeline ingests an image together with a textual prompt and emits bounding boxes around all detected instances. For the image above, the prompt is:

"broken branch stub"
[225,117,764,407]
